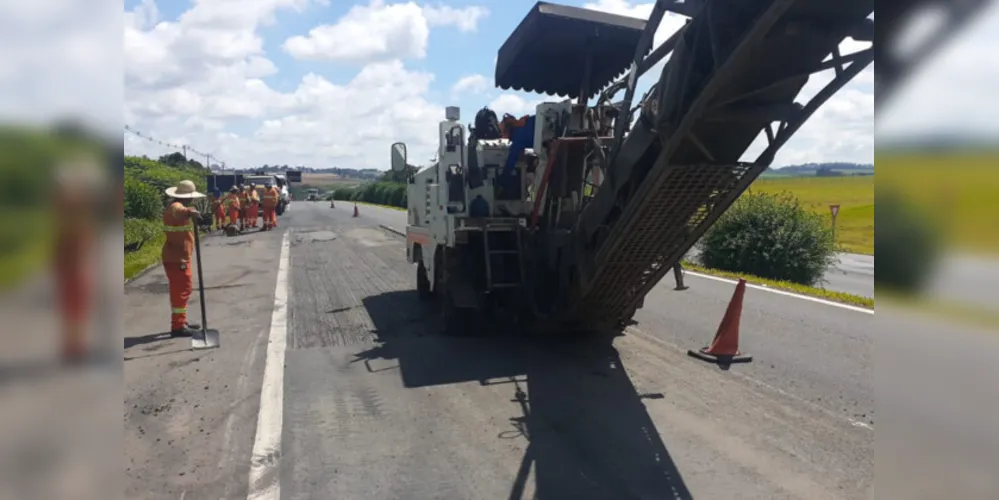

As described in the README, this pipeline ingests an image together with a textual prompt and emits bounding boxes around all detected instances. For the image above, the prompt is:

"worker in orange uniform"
[261,181,279,230]
[247,183,260,229]
[211,188,226,232]
[162,180,205,337]
[237,184,250,230]
[223,186,241,229]
[52,159,104,362]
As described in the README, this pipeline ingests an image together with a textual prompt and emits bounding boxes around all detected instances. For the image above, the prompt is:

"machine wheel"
[441,289,473,336]
[416,260,432,300]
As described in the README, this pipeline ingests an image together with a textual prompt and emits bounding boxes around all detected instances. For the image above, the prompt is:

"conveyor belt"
[564,0,874,328]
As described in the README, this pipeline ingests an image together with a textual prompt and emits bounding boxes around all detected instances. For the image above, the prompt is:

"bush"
[125,177,162,220]
[332,187,356,201]
[330,182,407,208]
[124,218,159,251]
[699,191,836,286]
[873,189,940,294]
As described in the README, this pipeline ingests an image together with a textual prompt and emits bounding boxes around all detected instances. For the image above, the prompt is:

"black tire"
[417,261,431,300]
[441,290,471,336]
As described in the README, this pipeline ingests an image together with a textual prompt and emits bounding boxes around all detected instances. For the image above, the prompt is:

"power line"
[123,125,225,169]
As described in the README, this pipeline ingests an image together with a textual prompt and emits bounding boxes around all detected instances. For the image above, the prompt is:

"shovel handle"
[192,216,209,332]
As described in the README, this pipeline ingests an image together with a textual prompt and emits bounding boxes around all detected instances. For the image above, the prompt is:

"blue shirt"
[504,115,536,172]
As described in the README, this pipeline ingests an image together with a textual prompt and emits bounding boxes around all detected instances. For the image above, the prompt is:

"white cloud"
[488,94,542,118]
[423,4,489,32]
[877,1,999,140]
[451,74,489,96]
[0,0,120,131]
[124,0,450,170]
[283,0,488,63]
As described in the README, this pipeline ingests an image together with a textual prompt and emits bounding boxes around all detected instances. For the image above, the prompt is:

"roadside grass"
[748,175,874,255]
[125,233,165,281]
[877,151,999,254]
[682,260,874,309]
[0,211,52,290]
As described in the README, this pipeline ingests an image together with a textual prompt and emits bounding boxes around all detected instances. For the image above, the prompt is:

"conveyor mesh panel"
[576,162,754,322]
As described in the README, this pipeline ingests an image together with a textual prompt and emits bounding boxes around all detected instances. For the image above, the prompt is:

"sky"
[119,0,882,171]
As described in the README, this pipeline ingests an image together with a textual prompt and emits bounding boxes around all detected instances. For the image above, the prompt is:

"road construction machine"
[396,0,873,334]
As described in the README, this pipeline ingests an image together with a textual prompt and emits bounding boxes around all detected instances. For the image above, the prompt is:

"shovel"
[191,218,221,349]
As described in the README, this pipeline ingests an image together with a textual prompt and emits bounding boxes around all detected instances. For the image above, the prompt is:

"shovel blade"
[191,329,221,349]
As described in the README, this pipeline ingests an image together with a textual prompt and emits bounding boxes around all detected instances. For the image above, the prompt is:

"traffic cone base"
[687,347,753,364]
[688,278,752,365]
[353,204,359,217]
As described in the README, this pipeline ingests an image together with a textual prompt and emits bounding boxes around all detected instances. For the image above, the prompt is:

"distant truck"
[306,188,320,201]
[206,173,242,194]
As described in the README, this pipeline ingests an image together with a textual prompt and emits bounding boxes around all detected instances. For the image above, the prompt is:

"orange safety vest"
[261,188,279,208]
[223,193,241,211]
[162,201,195,264]
[250,190,260,204]
[238,191,249,207]
[500,114,529,139]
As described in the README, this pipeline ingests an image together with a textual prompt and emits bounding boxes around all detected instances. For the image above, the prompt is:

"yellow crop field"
[747,175,874,254]
[876,152,999,254]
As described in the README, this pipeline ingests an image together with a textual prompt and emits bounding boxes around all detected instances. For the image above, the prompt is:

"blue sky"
[122,0,876,170]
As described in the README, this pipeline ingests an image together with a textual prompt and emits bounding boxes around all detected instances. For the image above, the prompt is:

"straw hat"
[54,157,106,190]
[165,180,205,199]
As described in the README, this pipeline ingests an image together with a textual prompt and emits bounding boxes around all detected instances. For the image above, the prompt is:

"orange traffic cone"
[688,279,753,364]
[330,199,335,208]
[353,203,359,217]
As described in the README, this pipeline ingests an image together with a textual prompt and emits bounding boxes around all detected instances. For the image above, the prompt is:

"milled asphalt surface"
[116,201,999,499]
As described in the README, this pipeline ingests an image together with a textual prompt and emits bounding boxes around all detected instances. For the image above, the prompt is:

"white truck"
[396,105,539,333]
[243,173,291,215]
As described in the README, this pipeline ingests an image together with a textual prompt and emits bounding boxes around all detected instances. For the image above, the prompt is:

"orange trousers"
[214,208,226,230]
[228,208,240,227]
[248,203,259,227]
[164,261,193,331]
[262,207,277,229]
[55,236,92,359]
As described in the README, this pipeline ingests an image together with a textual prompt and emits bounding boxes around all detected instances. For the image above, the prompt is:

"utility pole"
[182,145,188,162]
[205,153,211,171]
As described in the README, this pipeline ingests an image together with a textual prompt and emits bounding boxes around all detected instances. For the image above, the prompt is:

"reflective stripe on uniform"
[172,307,186,314]
[163,223,192,232]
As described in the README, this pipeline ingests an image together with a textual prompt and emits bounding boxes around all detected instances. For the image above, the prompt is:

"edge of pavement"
[378,224,405,237]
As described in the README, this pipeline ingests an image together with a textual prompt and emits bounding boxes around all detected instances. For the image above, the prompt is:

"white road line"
[684,270,875,314]
[627,326,875,432]
[247,231,290,500]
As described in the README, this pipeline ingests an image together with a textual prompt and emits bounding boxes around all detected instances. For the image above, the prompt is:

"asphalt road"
[120,201,999,499]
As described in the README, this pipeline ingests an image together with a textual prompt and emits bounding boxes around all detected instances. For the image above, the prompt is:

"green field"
[747,175,874,254]
[877,152,999,255]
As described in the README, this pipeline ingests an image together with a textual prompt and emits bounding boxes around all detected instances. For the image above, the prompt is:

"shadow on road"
[355,290,693,500]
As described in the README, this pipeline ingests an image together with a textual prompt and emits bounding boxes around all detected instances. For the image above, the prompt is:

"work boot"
[170,326,199,338]
[186,322,201,331]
